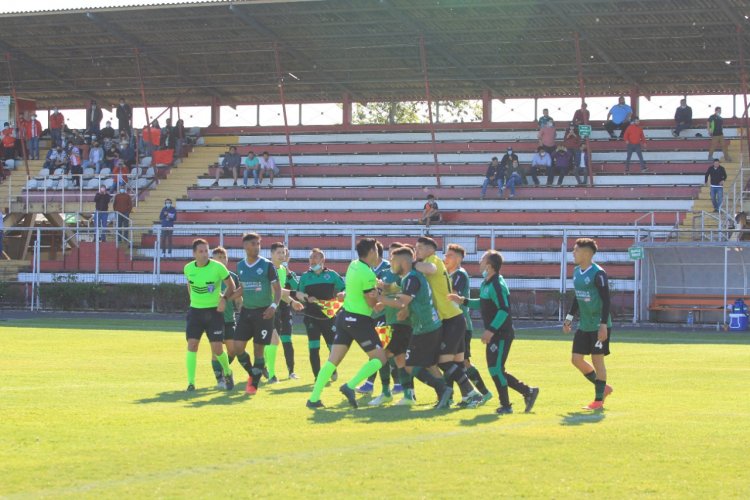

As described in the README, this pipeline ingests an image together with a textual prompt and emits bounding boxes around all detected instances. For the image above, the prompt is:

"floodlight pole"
[419,36,441,188]
[736,25,750,161]
[134,47,152,162]
[5,52,30,177]
[273,42,297,188]
[573,32,594,187]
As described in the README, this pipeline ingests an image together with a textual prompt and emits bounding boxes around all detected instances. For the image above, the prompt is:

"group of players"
[182,232,613,413]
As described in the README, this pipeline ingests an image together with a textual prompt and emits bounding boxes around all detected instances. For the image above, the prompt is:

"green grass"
[1,319,749,499]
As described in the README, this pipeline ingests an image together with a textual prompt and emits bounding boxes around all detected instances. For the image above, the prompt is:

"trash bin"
[728,313,749,331]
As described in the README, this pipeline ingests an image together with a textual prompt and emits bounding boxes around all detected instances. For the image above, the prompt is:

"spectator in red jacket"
[572,102,590,125]
[2,123,16,161]
[24,114,42,160]
[623,116,648,173]
[49,108,65,147]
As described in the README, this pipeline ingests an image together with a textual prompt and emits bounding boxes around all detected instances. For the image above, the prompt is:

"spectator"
[86,100,103,136]
[104,144,119,169]
[604,96,632,139]
[159,198,177,256]
[481,156,503,199]
[243,150,260,188]
[673,99,693,137]
[49,107,65,147]
[24,114,42,160]
[731,212,750,242]
[113,186,133,244]
[504,159,524,199]
[116,98,132,133]
[212,146,241,186]
[419,194,441,231]
[161,118,174,150]
[551,145,573,186]
[529,146,550,186]
[705,158,727,213]
[623,116,648,173]
[574,143,590,185]
[174,119,186,158]
[537,108,553,128]
[118,139,135,167]
[68,147,83,186]
[563,122,582,166]
[100,121,116,143]
[94,186,111,241]
[537,119,556,156]
[49,145,67,171]
[2,123,16,160]
[707,107,732,161]
[572,102,590,125]
[86,141,104,173]
[112,160,129,191]
[0,228,3,258]
[42,147,58,170]
[258,151,279,188]
[499,146,517,176]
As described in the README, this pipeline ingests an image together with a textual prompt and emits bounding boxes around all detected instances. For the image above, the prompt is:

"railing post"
[560,229,568,322]
[490,228,495,251]
[25,176,29,213]
[723,246,729,325]
[79,176,83,214]
[219,227,224,249]
[95,218,100,281]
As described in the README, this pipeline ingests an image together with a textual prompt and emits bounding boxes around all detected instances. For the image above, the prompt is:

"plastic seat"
[85,178,100,190]
[35,168,50,180]
[139,156,152,168]
[50,168,65,180]
[83,167,95,179]
[39,178,55,190]
[145,167,156,179]
[24,178,38,190]
[103,178,114,190]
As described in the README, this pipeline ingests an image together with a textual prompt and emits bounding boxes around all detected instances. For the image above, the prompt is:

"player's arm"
[263,265,281,319]
[563,296,579,333]
[448,293,480,310]
[488,279,510,332]
[362,273,380,309]
[594,270,611,342]
[414,261,437,275]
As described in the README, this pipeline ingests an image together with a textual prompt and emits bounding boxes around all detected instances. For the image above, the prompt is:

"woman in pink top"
[537,119,557,156]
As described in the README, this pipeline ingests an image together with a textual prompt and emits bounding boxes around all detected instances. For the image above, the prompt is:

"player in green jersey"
[563,238,614,411]
[444,243,491,404]
[307,238,389,409]
[449,250,539,415]
[183,239,237,392]
[295,248,345,380]
[235,233,282,395]
[210,247,243,389]
[265,242,304,383]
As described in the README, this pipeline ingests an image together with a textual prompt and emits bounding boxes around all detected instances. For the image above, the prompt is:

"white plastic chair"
[83,168,95,179]
[145,167,156,179]
[103,178,114,190]
[39,178,55,190]
[51,168,64,180]
[99,167,112,177]
[35,168,50,180]
[139,156,152,168]
[24,179,38,190]
[85,178,100,190]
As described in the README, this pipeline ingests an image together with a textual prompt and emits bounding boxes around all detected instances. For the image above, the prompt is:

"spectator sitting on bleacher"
[101,121,116,143]
[673,99,693,137]
[705,158,727,213]
[572,102,589,125]
[118,138,135,168]
[623,116,648,173]
[537,119,556,157]
[575,143,590,185]
[481,156,503,199]
[505,159,523,199]
[104,144,119,169]
[69,147,83,186]
[731,212,749,242]
[537,108,553,128]
[48,145,66,171]
[529,146,550,186]
[499,146,517,175]
[243,150,260,188]
[563,122,582,167]
[258,151,279,188]
[550,145,573,186]
[707,107,732,162]
[604,96,632,139]
[419,194,441,231]
[212,146,241,187]
[86,141,104,173]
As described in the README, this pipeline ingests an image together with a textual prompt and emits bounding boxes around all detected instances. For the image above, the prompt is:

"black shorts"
[464,329,474,359]
[223,321,235,341]
[274,303,293,336]
[186,307,224,343]
[439,314,466,356]
[406,327,442,367]
[387,324,412,356]
[572,328,612,356]
[332,309,382,353]
[236,307,274,345]
[304,317,337,346]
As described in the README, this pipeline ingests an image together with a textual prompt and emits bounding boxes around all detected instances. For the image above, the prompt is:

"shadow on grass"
[265,383,314,395]
[134,388,215,404]
[459,413,501,426]
[559,410,606,426]
[188,392,249,408]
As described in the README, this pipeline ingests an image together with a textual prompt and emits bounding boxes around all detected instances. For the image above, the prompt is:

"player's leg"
[185,308,204,391]
[389,325,415,404]
[437,317,481,406]
[207,312,233,390]
[485,333,513,414]
[585,328,612,409]
[339,320,387,408]
[463,329,491,401]
[368,352,395,406]
[278,306,296,378]
[404,329,451,408]
[308,315,352,408]
[234,310,256,390]
[320,318,339,381]
[212,322,235,388]
[247,315,273,393]
[498,336,538,413]
[305,319,323,378]
[264,330,280,384]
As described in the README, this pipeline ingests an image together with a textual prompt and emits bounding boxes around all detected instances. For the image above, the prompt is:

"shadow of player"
[134,387,214,404]
[559,410,606,426]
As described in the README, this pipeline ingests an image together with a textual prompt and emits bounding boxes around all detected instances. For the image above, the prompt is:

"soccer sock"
[251,358,265,387]
[398,367,414,390]
[379,362,392,396]
[186,351,197,385]
[439,362,473,397]
[215,351,232,377]
[390,359,399,383]
[264,344,278,379]
[281,335,295,373]
[211,359,223,382]
[595,379,606,402]
[309,361,337,403]
[346,358,384,390]
[308,340,321,377]
[237,351,253,376]
[413,367,447,393]
[583,370,597,384]
[466,365,489,395]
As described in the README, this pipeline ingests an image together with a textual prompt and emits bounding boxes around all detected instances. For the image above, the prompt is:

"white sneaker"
[289,372,300,380]
[368,393,393,406]
[395,395,416,406]
[215,379,227,390]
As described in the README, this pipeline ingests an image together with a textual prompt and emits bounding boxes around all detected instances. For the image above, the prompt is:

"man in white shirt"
[258,151,279,188]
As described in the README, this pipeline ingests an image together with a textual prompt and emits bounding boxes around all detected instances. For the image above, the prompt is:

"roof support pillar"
[482,89,492,125]
[736,25,750,160]
[134,47,152,165]
[342,92,352,129]
[209,97,221,129]
[573,32,593,187]
[419,35,441,188]
[273,42,297,188]
[630,87,640,117]
[4,53,29,177]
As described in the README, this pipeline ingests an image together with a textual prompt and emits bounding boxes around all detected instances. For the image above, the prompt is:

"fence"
[1,223,748,320]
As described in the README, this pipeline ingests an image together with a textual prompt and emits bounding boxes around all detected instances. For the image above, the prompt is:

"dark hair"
[229,146,237,151]
[447,243,465,258]
[392,247,415,259]
[491,156,498,161]
[713,158,720,163]
[416,236,438,250]
[575,237,598,253]
[427,194,435,200]
[262,151,269,156]
[375,241,384,258]
[242,232,260,243]
[212,246,227,257]
[192,238,208,251]
[485,250,503,273]
[270,242,285,252]
[537,146,545,152]
[355,237,378,259]
[716,106,721,111]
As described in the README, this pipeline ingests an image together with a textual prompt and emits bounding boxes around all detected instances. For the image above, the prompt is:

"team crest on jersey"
[256,268,263,275]
[323,274,330,280]
[207,284,215,293]
[584,277,591,284]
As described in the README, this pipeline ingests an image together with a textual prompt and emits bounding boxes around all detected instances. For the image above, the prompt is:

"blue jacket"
[159,206,177,227]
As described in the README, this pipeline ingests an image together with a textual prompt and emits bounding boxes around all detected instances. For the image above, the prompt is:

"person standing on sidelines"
[563,238,614,411]
[449,250,539,415]
[235,233,282,395]
[183,239,236,392]
[307,238,388,409]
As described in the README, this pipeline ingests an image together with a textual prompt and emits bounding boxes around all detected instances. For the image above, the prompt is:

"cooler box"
[728,313,749,331]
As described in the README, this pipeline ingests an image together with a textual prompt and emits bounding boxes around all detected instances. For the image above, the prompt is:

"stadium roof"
[1,0,750,108]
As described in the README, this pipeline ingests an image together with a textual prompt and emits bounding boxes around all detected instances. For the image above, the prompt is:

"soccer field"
[1,318,749,499]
